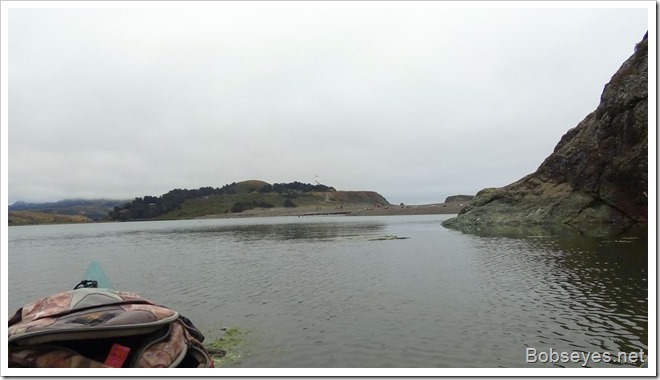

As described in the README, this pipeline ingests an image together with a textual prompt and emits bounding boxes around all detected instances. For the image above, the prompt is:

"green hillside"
[159,188,389,220]
[108,180,388,221]
[158,192,325,219]
[8,180,390,223]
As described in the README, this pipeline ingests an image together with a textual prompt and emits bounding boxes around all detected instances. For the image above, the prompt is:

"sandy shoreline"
[197,202,467,219]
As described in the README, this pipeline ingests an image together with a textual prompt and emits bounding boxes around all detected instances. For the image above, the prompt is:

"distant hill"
[9,211,92,226]
[9,199,126,221]
[160,190,389,220]
[8,180,390,223]
[108,180,387,221]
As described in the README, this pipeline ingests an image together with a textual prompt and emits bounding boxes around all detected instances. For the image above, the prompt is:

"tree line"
[107,181,334,221]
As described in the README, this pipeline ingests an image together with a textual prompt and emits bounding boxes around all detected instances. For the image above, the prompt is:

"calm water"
[7,215,648,368]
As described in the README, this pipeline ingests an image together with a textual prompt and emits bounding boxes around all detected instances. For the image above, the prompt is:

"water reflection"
[448,222,648,239]
[168,220,388,242]
[461,223,648,367]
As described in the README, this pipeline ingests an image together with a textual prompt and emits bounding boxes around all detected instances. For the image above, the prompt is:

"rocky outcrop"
[443,33,648,230]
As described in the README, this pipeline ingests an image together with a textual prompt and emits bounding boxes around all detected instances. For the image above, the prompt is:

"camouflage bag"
[8,288,213,368]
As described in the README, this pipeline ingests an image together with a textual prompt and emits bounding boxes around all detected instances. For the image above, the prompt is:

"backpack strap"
[178,315,206,342]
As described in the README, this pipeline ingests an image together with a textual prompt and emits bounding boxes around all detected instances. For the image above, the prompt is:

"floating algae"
[367,235,410,241]
[205,327,249,367]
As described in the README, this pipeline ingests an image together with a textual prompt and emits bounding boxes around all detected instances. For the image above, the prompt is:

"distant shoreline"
[9,202,469,226]
[196,202,467,219]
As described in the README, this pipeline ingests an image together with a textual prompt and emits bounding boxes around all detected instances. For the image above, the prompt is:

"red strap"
[104,343,131,368]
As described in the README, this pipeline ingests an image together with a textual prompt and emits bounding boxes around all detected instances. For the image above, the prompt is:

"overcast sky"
[4,2,649,205]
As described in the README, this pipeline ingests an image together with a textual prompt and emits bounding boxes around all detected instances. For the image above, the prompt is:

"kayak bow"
[77,261,114,290]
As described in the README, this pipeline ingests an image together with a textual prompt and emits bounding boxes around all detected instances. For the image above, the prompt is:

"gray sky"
[5,2,649,205]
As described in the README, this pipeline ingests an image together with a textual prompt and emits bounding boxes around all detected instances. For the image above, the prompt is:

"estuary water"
[7,215,648,368]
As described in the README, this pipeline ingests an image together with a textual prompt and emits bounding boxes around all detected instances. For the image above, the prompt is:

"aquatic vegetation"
[205,327,249,367]
[368,235,410,241]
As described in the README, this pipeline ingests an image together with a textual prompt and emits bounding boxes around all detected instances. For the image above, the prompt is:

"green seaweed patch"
[205,327,249,367]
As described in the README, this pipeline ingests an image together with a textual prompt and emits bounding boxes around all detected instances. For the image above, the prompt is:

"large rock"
[443,33,648,229]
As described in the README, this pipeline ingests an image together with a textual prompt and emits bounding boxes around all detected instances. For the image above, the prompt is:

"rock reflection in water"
[460,223,647,366]
[447,222,648,239]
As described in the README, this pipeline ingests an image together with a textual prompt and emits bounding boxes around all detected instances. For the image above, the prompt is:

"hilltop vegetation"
[108,180,338,221]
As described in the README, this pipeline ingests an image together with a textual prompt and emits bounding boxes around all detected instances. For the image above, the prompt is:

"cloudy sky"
[4,2,649,205]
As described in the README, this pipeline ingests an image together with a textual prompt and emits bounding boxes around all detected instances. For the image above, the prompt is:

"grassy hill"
[9,180,390,223]
[9,211,92,226]
[158,189,389,220]
[109,179,343,221]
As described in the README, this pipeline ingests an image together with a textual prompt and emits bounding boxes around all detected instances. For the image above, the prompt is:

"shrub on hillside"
[283,199,297,208]
[230,201,275,213]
